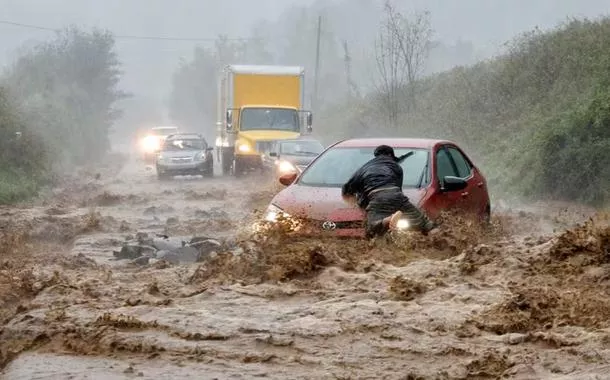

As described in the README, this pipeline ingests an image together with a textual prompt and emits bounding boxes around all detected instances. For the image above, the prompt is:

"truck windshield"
[240,108,299,132]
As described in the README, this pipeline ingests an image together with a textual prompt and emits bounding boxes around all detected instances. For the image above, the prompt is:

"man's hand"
[342,193,357,206]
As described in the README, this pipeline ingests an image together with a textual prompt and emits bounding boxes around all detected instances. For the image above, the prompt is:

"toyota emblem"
[322,221,336,230]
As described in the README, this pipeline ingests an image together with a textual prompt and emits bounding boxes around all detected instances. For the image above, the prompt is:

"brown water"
[1,156,609,379]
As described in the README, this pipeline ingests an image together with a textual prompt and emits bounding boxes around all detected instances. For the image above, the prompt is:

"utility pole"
[313,15,322,112]
[343,40,352,100]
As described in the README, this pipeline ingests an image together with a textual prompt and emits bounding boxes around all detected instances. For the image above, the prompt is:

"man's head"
[374,145,396,159]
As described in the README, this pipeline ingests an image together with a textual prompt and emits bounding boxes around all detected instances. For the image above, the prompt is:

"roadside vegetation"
[320,16,610,206]
[0,27,125,204]
[170,0,609,207]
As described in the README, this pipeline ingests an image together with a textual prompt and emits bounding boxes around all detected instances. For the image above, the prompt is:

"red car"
[262,138,491,237]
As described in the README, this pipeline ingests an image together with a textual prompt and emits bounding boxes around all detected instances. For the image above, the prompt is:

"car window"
[447,147,472,178]
[163,139,205,151]
[298,147,429,188]
[436,148,457,183]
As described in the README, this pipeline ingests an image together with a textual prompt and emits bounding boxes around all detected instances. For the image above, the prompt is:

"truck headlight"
[277,160,297,174]
[238,143,251,153]
[141,136,160,153]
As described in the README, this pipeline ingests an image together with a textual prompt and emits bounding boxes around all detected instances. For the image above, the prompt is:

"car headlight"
[194,152,205,161]
[396,218,410,230]
[238,143,251,153]
[264,204,288,222]
[142,136,160,152]
[277,160,297,174]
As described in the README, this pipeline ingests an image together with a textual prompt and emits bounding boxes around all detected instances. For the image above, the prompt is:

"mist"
[2,0,608,130]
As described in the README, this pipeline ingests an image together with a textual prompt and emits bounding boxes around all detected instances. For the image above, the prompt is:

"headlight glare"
[264,204,285,222]
[396,218,410,230]
[278,160,297,173]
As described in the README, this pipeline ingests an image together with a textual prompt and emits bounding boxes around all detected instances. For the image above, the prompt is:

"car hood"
[160,150,201,158]
[271,184,426,221]
[279,154,318,166]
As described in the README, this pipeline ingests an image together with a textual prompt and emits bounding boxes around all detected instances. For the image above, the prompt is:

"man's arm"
[342,167,364,196]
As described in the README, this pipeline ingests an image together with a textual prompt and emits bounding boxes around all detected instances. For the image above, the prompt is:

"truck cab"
[216,65,313,177]
[225,105,312,173]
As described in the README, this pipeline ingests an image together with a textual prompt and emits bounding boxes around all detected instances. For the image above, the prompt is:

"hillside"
[320,17,610,206]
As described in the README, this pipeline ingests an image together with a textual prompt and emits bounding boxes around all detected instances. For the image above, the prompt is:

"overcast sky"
[2,0,609,105]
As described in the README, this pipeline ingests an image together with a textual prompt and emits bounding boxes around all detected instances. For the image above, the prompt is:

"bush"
[320,17,610,206]
[0,27,125,204]
[0,89,48,204]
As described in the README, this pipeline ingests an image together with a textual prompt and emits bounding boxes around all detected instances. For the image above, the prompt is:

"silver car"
[155,133,214,180]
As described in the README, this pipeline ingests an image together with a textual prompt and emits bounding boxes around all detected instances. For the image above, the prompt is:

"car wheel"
[203,159,214,177]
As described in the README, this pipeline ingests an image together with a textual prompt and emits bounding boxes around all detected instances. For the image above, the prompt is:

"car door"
[445,145,487,215]
[429,145,472,216]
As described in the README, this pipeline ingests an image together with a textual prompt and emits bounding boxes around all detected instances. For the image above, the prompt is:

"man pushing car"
[341,145,438,239]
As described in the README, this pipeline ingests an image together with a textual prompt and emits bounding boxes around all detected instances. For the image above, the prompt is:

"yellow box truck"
[216,64,313,176]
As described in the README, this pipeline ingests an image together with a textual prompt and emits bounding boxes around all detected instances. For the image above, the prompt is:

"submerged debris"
[113,232,223,264]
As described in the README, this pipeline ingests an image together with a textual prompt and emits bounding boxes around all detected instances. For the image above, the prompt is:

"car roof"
[152,126,178,130]
[167,133,204,140]
[280,138,322,144]
[332,137,455,149]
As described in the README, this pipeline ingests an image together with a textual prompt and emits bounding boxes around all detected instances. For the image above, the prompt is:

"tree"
[3,26,127,164]
[169,35,274,139]
[374,1,432,125]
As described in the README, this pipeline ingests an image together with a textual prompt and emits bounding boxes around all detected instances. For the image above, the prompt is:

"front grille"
[255,141,275,154]
[302,219,363,230]
[171,157,192,163]
[333,220,364,229]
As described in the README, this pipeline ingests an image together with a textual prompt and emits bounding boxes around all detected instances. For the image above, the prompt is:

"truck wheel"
[221,149,233,175]
[233,158,243,177]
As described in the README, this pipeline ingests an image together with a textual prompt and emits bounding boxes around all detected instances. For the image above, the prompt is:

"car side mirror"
[269,152,278,157]
[440,176,468,192]
[279,172,297,187]
[306,112,313,127]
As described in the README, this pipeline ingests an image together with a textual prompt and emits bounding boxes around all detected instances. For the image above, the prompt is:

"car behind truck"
[216,65,313,177]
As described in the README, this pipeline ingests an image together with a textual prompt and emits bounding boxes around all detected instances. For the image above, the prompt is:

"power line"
[0,20,259,42]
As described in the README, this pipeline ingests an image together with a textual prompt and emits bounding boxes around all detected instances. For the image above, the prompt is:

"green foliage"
[0,27,125,204]
[3,26,126,165]
[169,36,273,137]
[322,17,610,206]
[0,89,48,204]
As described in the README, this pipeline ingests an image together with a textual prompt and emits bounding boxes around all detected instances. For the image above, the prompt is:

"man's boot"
[382,211,403,231]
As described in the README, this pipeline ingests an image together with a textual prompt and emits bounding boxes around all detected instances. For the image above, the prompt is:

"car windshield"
[240,108,299,132]
[162,139,205,151]
[280,140,324,156]
[298,147,429,188]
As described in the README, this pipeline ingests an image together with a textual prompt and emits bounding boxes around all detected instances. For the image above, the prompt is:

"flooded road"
[1,156,609,379]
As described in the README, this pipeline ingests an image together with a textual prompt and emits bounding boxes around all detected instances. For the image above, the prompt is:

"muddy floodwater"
[1,156,609,380]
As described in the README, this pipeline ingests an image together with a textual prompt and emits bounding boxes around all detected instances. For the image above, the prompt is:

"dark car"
[262,138,491,237]
[264,138,325,177]
[155,133,214,180]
